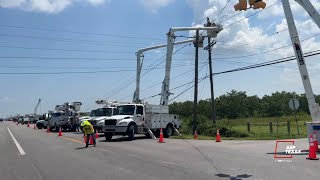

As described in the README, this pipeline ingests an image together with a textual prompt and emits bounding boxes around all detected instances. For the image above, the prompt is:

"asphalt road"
[1,121,319,180]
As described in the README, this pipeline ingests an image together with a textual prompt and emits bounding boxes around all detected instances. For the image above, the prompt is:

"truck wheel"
[104,133,113,141]
[37,124,43,129]
[54,124,59,132]
[164,124,174,138]
[127,125,135,141]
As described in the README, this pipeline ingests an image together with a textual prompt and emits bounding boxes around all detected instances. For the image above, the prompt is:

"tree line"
[169,90,320,120]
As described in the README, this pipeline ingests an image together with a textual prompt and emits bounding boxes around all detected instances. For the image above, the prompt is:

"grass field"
[171,114,312,140]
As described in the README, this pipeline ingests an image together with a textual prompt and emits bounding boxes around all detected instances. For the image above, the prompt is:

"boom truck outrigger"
[102,25,222,141]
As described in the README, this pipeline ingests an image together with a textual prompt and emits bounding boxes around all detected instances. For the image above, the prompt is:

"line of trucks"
[35,100,181,141]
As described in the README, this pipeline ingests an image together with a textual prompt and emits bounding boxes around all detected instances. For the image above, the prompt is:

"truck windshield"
[52,113,62,117]
[114,105,135,115]
[92,108,112,117]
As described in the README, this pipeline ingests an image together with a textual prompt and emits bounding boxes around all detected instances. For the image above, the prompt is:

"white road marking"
[159,161,176,165]
[7,127,26,155]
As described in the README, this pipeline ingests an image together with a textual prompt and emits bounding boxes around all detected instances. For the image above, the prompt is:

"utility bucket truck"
[102,102,180,141]
[48,102,82,132]
[86,99,117,133]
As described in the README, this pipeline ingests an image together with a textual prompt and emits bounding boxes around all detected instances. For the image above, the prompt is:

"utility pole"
[192,30,199,135]
[205,17,217,129]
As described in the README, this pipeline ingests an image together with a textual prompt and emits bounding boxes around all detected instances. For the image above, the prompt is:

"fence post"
[269,122,273,134]
[247,122,250,132]
[287,121,290,135]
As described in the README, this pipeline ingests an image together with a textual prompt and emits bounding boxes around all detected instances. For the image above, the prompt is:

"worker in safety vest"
[81,120,96,148]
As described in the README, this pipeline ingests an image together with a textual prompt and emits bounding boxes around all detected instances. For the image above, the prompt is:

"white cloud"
[140,0,175,13]
[0,97,9,102]
[0,0,110,13]
[257,0,320,19]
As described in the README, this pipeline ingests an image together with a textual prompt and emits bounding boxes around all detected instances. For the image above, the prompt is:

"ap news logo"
[274,140,302,162]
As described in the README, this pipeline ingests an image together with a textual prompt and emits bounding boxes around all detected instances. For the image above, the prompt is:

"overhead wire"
[0,24,164,41]
[154,48,320,103]
[83,43,191,111]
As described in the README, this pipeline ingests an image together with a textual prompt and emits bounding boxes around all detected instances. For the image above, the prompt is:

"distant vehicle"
[36,113,50,129]
[18,116,24,124]
[17,116,30,125]
[48,102,82,132]
[22,117,30,125]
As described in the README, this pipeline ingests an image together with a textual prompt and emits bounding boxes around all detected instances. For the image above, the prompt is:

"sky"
[1,0,320,118]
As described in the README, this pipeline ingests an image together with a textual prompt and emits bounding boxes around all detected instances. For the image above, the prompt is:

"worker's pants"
[86,133,96,146]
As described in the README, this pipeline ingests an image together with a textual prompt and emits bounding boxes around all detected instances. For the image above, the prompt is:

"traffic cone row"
[307,134,319,160]
[216,129,221,142]
[158,128,165,143]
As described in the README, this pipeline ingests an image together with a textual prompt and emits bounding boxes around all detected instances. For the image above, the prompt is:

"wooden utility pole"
[205,17,217,128]
[192,30,199,135]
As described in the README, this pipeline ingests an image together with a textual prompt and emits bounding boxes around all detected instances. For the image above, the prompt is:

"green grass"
[173,114,311,140]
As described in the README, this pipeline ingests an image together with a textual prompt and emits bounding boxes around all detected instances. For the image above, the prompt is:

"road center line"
[7,127,26,155]
[60,136,84,144]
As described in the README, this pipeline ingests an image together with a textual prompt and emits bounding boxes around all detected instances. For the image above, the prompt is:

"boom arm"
[133,39,194,103]
[281,0,320,122]
[160,26,223,105]
[34,98,41,116]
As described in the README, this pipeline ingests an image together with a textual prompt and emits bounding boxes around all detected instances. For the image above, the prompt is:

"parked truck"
[102,102,180,141]
[47,102,82,132]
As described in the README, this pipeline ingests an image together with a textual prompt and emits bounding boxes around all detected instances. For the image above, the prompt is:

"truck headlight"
[118,121,127,125]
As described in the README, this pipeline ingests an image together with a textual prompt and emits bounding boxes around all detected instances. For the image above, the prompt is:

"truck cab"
[102,103,180,141]
[88,107,115,133]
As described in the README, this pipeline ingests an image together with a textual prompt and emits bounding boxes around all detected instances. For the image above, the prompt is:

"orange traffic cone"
[47,127,50,133]
[194,130,198,140]
[95,132,99,139]
[58,127,62,136]
[83,135,87,143]
[16,122,18,125]
[34,124,36,130]
[90,136,94,145]
[27,122,30,127]
[307,135,319,160]
[216,129,221,142]
[314,131,319,152]
[158,128,165,143]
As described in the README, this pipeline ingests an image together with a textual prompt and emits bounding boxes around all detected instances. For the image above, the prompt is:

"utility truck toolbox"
[145,105,169,114]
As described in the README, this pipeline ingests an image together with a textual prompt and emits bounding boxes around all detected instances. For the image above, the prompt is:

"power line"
[213,32,320,60]
[83,43,191,111]
[154,49,320,103]
[223,1,279,29]
[0,33,159,48]
[0,24,164,41]
[213,0,232,22]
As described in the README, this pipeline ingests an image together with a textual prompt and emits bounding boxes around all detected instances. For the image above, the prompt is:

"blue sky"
[1,0,320,117]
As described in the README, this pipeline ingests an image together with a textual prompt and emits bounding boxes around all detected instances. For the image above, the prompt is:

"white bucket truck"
[102,102,180,141]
